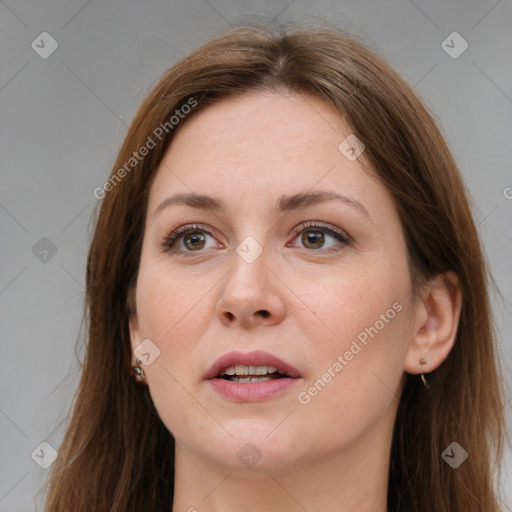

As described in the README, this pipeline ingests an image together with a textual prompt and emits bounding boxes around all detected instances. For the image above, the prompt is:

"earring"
[419,357,430,389]
[132,359,146,382]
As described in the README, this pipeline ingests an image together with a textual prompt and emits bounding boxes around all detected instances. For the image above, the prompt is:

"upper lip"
[204,350,301,380]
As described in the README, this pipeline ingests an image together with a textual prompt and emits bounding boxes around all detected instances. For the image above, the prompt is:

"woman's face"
[130,91,418,472]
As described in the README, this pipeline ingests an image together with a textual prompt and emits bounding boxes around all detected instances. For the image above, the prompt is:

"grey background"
[1,0,511,510]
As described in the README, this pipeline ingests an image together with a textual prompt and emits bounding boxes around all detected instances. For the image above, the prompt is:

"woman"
[44,25,507,511]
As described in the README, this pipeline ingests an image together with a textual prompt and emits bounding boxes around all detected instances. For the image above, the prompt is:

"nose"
[215,252,286,328]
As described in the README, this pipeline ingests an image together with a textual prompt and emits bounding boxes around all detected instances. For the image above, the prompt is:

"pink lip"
[204,350,302,402]
[204,350,301,380]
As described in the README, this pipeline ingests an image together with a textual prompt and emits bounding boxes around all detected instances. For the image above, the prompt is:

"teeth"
[235,364,249,376]
[248,365,267,375]
[220,365,283,376]
[227,375,278,383]
[249,376,271,383]
[223,365,236,375]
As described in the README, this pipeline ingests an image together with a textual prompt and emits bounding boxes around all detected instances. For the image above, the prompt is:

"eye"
[161,224,221,254]
[288,222,350,252]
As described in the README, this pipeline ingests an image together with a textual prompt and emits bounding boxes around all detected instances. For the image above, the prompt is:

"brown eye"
[288,222,350,253]
[184,231,206,250]
[301,230,325,249]
[162,224,221,255]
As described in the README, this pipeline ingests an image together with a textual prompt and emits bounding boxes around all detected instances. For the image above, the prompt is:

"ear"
[127,287,142,366]
[404,271,462,375]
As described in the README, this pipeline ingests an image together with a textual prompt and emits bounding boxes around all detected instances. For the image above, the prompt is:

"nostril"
[257,310,270,318]
[226,312,235,321]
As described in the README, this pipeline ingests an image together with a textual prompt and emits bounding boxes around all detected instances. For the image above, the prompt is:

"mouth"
[205,350,302,402]
[205,350,301,381]
[216,364,289,383]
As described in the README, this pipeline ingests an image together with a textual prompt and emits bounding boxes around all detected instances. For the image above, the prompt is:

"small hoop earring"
[419,357,430,389]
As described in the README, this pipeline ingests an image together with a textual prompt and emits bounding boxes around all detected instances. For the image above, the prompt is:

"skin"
[129,91,462,512]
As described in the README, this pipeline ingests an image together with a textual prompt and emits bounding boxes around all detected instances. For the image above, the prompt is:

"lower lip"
[208,377,301,402]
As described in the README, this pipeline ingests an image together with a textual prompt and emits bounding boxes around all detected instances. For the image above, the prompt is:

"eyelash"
[161,222,351,256]
[289,221,351,253]
[160,223,219,256]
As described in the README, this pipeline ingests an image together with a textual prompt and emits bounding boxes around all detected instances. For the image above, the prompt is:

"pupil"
[185,232,205,250]
[302,231,324,248]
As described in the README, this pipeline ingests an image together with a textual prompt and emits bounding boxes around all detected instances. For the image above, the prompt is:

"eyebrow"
[153,190,372,222]
[154,193,224,217]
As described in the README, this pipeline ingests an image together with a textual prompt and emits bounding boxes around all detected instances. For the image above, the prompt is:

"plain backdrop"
[1,1,511,510]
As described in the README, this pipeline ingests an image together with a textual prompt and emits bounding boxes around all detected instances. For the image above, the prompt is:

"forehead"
[164,91,347,168]
[147,91,393,220]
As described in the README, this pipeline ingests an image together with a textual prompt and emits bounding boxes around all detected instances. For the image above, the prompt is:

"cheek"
[134,267,215,437]
[135,262,214,343]
[134,265,216,413]
[295,292,412,446]
[292,263,412,417]
[294,255,410,347]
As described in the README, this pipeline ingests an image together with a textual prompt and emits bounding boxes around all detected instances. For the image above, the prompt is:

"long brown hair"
[43,24,507,511]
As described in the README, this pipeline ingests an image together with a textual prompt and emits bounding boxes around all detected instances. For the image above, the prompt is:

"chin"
[179,421,306,472]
